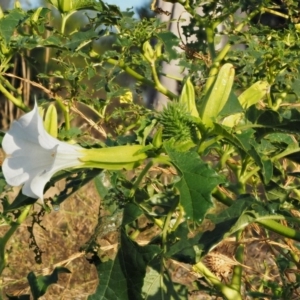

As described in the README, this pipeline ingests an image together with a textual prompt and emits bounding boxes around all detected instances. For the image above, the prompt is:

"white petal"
[2,103,85,201]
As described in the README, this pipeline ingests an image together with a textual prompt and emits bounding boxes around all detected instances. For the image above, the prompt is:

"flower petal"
[2,103,85,201]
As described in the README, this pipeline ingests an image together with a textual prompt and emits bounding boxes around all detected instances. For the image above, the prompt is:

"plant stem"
[106,58,177,100]
[129,160,153,197]
[193,261,242,300]
[162,209,173,253]
[230,230,244,292]
[257,219,300,242]
[0,83,30,112]
[150,61,175,100]
[205,26,216,61]
[0,205,32,275]
[212,188,234,206]
[60,11,76,35]
[203,9,261,96]
[240,147,300,184]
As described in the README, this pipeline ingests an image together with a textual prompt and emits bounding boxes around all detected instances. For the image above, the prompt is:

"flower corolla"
[2,103,84,201]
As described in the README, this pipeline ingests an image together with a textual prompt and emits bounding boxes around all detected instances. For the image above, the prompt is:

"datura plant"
[2,0,300,299]
[2,103,148,201]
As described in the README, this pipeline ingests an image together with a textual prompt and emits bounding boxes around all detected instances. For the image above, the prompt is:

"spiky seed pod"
[158,102,199,143]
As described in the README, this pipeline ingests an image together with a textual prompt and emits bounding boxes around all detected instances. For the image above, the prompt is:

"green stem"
[193,261,242,300]
[159,72,183,82]
[129,229,140,240]
[162,208,173,253]
[198,135,223,154]
[0,83,29,112]
[212,188,234,206]
[54,97,71,131]
[60,11,76,35]
[150,61,175,99]
[0,205,32,275]
[230,230,244,292]
[262,8,289,19]
[170,205,184,232]
[257,219,300,242]
[267,89,273,107]
[64,101,71,131]
[240,147,300,184]
[206,26,216,61]
[106,58,177,100]
[129,160,153,197]
[203,9,261,96]
[0,74,19,93]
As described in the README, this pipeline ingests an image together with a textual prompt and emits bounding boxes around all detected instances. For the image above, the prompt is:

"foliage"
[1,0,300,299]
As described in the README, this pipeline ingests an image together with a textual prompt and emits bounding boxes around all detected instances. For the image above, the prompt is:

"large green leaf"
[199,196,255,252]
[88,254,129,300]
[119,230,161,299]
[165,221,201,263]
[142,257,188,299]
[89,230,160,300]
[165,142,224,222]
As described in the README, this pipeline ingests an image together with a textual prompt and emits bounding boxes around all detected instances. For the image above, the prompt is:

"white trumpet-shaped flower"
[2,103,148,202]
[2,103,85,201]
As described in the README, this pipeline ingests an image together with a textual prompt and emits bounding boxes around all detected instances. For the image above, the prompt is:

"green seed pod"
[31,7,44,23]
[159,102,198,143]
[48,0,73,13]
[142,41,155,62]
[152,126,163,148]
[238,80,269,109]
[44,104,58,138]
[154,42,163,58]
[179,77,199,118]
[58,0,73,13]
[222,80,269,128]
[200,63,235,128]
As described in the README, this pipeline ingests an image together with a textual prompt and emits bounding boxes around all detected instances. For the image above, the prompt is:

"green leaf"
[0,9,25,43]
[65,29,98,51]
[94,171,113,199]
[291,78,300,97]
[165,221,200,263]
[211,124,247,153]
[165,142,224,222]
[28,267,71,300]
[119,231,161,299]
[122,203,143,225]
[235,130,273,183]
[196,195,253,252]
[219,91,243,117]
[142,256,188,299]
[89,230,160,300]
[207,196,254,224]
[247,141,273,184]
[224,207,272,238]
[157,32,179,61]
[88,255,129,300]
